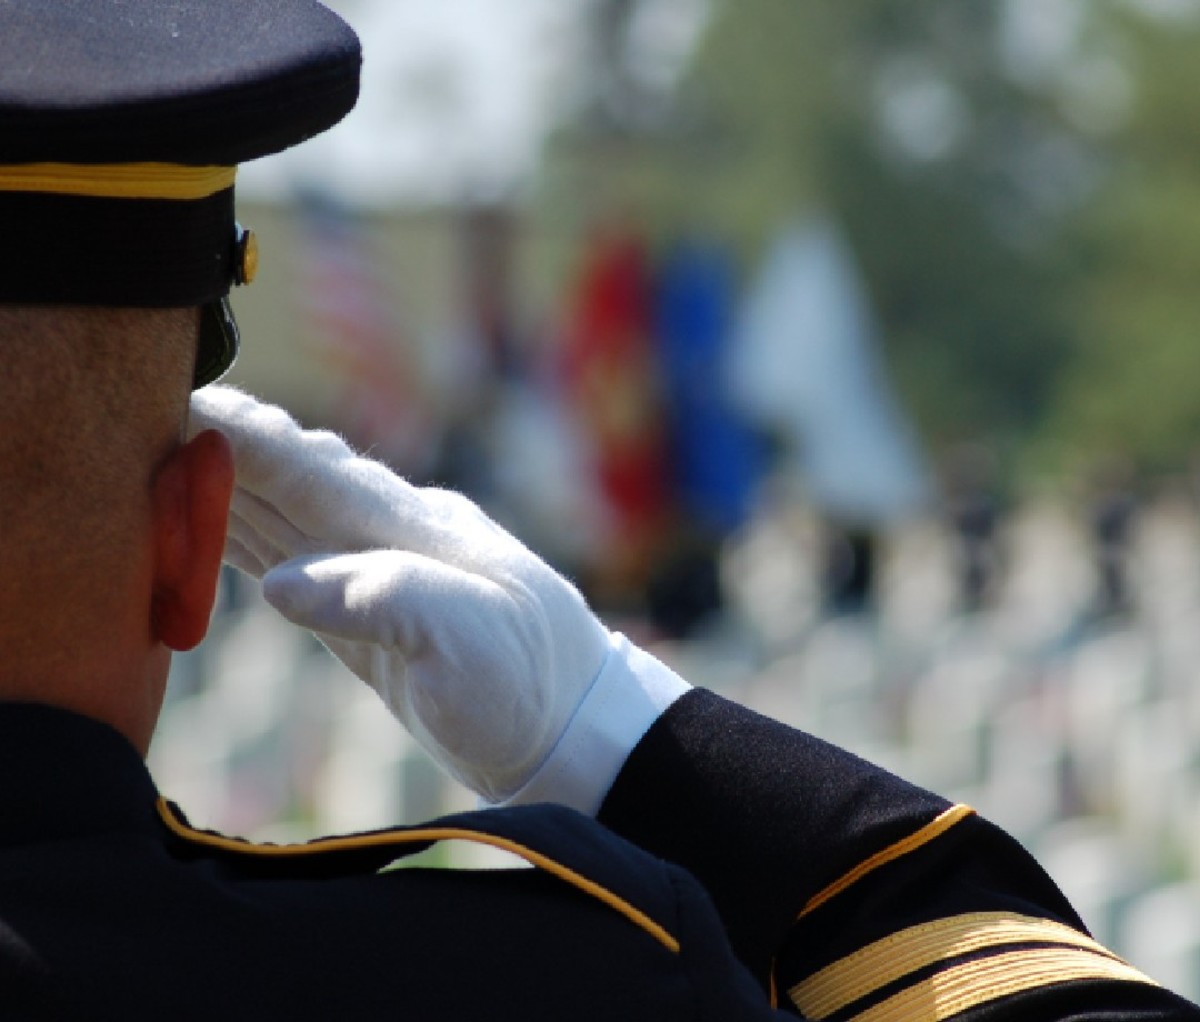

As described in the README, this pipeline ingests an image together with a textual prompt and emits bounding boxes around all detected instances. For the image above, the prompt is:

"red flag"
[561,225,672,600]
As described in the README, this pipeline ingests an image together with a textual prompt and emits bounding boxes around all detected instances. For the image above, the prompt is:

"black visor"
[194,297,240,388]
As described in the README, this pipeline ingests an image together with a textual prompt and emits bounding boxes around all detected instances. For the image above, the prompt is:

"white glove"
[189,386,689,810]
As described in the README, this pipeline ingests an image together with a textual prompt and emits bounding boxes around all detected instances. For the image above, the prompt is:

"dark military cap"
[0,0,361,387]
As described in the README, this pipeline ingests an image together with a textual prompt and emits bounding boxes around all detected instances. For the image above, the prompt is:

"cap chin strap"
[0,162,236,200]
[194,297,240,389]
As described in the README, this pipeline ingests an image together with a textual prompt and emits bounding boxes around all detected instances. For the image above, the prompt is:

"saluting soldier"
[0,2,1197,1019]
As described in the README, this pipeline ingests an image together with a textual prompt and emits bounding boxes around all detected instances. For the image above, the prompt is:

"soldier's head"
[0,0,360,750]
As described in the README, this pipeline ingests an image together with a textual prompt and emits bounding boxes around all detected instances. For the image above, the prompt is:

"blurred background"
[151,0,1200,996]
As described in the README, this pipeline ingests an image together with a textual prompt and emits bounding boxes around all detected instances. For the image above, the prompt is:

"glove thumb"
[261,550,566,801]
[263,549,501,642]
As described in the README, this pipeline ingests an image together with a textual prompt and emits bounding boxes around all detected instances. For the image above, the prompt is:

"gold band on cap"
[0,162,236,200]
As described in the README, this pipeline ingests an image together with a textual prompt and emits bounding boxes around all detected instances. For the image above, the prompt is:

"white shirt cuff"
[497,631,691,816]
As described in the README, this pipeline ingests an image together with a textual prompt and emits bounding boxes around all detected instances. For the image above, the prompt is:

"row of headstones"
[159,535,1200,863]
[152,524,1200,988]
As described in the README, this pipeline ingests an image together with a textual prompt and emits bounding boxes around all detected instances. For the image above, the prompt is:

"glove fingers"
[194,386,409,546]
[192,386,338,490]
[264,459,517,569]
[230,488,318,561]
[224,535,267,578]
[193,387,519,568]
[225,501,291,575]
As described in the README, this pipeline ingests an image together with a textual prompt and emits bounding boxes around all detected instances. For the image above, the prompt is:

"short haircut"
[0,306,198,625]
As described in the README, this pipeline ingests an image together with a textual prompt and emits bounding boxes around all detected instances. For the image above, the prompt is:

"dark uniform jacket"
[0,690,1196,1020]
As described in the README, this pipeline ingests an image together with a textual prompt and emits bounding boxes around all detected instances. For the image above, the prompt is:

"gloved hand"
[189,386,688,810]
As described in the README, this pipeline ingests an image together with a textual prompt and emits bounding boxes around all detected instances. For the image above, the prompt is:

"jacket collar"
[0,702,160,846]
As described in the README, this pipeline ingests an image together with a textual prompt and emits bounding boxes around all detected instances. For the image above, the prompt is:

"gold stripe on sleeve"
[0,162,236,200]
[790,911,1129,1019]
[847,946,1159,1022]
[799,804,976,919]
[155,797,679,953]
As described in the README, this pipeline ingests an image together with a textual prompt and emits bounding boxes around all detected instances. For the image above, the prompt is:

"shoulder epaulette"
[156,797,679,954]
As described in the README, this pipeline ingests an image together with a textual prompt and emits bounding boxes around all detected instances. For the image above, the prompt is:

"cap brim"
[194,297,239,388]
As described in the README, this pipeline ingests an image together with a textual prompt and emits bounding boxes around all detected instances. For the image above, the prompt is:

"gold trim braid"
[847,946,1158,1022]
[800,805,977,919]
[155,797,680,954]
[790,911,1134,1019]
[0,162,236,200]
[768,805,977,1009]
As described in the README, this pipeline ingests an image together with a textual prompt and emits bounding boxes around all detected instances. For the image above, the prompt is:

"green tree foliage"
[540,0,1200,482]
[1048,5,1200,474]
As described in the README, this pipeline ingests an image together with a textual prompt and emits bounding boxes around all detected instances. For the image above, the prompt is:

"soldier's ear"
[149,428,234,651]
